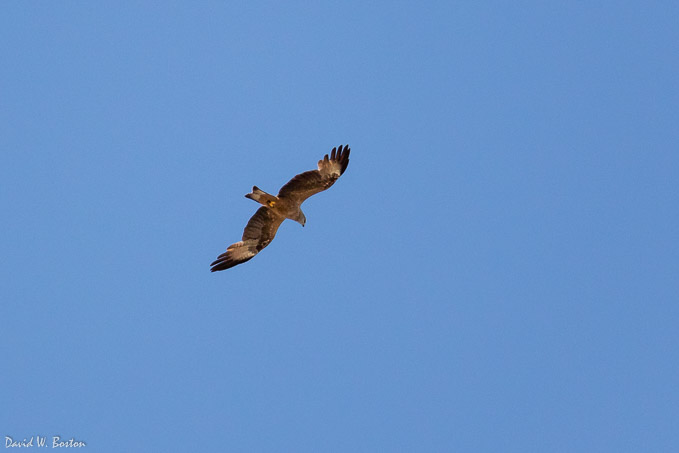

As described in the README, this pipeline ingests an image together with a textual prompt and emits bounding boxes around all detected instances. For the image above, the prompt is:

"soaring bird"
[210,145,350,272]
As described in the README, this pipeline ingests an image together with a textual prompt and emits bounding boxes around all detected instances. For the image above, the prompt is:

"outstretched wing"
[210,207,285,272]
[277,145,350,204]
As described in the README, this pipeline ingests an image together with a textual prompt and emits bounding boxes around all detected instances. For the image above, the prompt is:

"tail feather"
[245,186,278,206]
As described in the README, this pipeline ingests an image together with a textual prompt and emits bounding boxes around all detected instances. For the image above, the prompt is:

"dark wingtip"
[210,255,254,272]
[338,144,350,175]
[210,260,233,272]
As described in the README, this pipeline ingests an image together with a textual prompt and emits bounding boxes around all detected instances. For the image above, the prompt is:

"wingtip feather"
[210,255,255,272]
[338,144,350,175]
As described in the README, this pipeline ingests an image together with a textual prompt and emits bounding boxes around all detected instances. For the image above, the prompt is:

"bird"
[210,145,351,272]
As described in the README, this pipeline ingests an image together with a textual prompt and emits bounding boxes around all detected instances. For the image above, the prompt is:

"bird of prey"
[210,145,351,272]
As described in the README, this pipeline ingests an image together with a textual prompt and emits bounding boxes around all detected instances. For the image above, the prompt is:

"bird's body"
[210,145,350,272]
[244,186,304,224]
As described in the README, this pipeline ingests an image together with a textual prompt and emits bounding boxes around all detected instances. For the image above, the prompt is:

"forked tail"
[245,186,278,207]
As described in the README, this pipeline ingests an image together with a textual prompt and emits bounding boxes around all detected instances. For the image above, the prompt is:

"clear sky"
[2,2,678,451]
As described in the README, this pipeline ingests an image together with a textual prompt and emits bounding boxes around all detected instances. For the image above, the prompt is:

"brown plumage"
[210,145,350,272]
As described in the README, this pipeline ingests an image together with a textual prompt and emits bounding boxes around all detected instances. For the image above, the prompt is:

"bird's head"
[294,210,306,227]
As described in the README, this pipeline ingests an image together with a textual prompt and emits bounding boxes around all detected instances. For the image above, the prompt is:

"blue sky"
[1,2,678,451]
